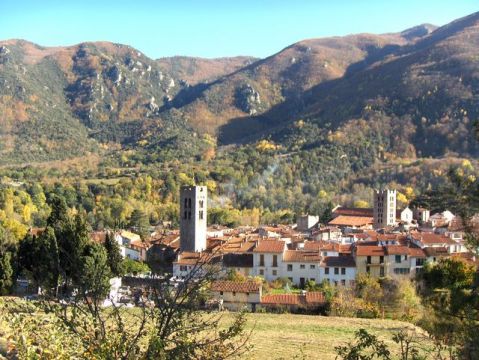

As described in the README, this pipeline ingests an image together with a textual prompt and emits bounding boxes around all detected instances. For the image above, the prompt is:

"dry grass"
[227,313,421,360]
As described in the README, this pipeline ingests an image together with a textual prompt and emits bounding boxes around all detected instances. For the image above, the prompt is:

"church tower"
[373,189,396,229]
[180,185,207,252]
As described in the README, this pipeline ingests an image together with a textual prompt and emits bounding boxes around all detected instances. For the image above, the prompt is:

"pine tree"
[104,232,123,277]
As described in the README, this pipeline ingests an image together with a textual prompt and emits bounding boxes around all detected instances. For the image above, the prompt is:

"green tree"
[0,251,13,295]
[128,209,150,239]
[103,232,123,277]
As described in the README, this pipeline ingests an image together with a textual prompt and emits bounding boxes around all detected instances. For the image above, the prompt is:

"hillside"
[218,12,479,159]
[156,56,258,85]
[1,13,479,167]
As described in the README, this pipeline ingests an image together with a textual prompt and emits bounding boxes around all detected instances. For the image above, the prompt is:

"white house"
[282,250,322,287]
[400,207,413,224]
[252,239,286,281]
[320,256,356,287]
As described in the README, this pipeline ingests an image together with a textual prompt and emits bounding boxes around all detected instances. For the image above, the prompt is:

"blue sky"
[0,1,477,58]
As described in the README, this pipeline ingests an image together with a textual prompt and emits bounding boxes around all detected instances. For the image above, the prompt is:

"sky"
[0,1,477,59]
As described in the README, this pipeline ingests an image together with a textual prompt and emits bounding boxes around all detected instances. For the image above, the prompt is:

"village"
[74,186,476,313]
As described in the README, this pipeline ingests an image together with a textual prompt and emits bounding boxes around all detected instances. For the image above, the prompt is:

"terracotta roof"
[412,232,456,245]
[90,231,107,243]
[339,244,353,253]
[303,241,339,252]
[211,280,260,293]
[283,250,322,262]
[130,239,149,249]
[174,251,220,265]
[333,207,374,217]
[385,246,409,255]
[329,215,373,227]
[261,292,325,306]
[253,240,285,253]
[30,227,45,237]
[322,256,355,267]
[408,247,426,258]
[356,246,385,257]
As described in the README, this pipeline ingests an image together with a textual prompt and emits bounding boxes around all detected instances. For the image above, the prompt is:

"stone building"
[180,185,207,252]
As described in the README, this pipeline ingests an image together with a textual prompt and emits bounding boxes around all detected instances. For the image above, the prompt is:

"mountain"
[215,12,479,158]
[1,12,479,166]
[156,56,258,85]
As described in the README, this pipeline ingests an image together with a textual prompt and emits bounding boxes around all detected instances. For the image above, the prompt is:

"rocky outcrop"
[235,84,262,115]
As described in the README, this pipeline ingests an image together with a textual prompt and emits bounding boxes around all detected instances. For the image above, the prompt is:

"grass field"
[0,299,424,360]
[234,313,421,359]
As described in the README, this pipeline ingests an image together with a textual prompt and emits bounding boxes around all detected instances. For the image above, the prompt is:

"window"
[287,264,293,272]
[180,265,187,271]
[188,198,191,208]
[341,268,346,275]
[233,292,236,296]
[325,267,330,275]
[366,266,370,274]
[300,264,305,269]
[199,200,204,208]
[310,278,316,282]
[394,268,410,275]
[288,277,293,282]
[367,256,371,264]
[334,267,339,275]
[323,251,328,256]
[199,210,204,220]
[259,269,264,275]
[273,255,278,267]
[260,254,264,266]
[380,266,385,277]
[184,198,187,208]
[184,211,187,219]
[379,256,384,264]
[272,270,277,276]
[395,255,401,263]
[220,291,223,295]
[334,281,338,286]
[188,211,191,219]
[310,264,315,269]
[416,258,425,266]
[341,279,346,286]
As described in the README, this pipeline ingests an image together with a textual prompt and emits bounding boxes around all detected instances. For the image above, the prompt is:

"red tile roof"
[329,215,373,227]
[356,246,385,257]
[385,246,409,255]
[412,232,456,245]
[253,240,285,253]
[211,280,261,293]
[303,241,339,252]
[408,247,426,258]
[261,292,325,306]
[283,250,322,262]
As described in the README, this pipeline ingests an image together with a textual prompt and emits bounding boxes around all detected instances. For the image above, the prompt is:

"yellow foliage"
[396,192,408,205]
[205,180,217,193]
[318,190,328,199]
[256,140,279,152]
[404,186,414,199]
[461,159,473,171]
[354,200,369,208]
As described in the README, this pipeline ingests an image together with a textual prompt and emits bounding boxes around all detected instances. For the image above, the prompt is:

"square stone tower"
[180,185,207,252]
[373,189,396,229]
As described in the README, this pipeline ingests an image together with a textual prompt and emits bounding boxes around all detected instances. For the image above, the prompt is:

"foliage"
[121,258,150,275]
[104,232,124,277]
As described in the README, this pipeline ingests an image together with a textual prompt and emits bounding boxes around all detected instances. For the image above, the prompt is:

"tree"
[103,232,123,277]
[128,209,150,239]
[0,251,13,295]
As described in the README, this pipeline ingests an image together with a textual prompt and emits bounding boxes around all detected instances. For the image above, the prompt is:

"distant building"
[180,185,207,252]
[373,189,397,229]
[297,215,320,232]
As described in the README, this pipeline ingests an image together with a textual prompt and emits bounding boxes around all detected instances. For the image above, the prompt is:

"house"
[311,227,342,241]
[399,207,413,224]
[282,250,322,287]
[222,253,254,276]
[428,211,455,227]
[384,246,411,277]
[260,291,326,313]
[408,247,427,275]
[252,240,286,281]
[413,208,430,224]
[172,251,221,279]
[210,280,262,311]
[297,215,320,232]
[320,256,356,287]
[410,232,459,253]
[355,246,386,277]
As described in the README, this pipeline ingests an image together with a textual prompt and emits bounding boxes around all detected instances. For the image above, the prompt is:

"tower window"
[188,198,192,208]
[188,211,191,219]
[199,200,204,208]
[184,198,187,208]
[184,211,187,219]
[199,210,204,220]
